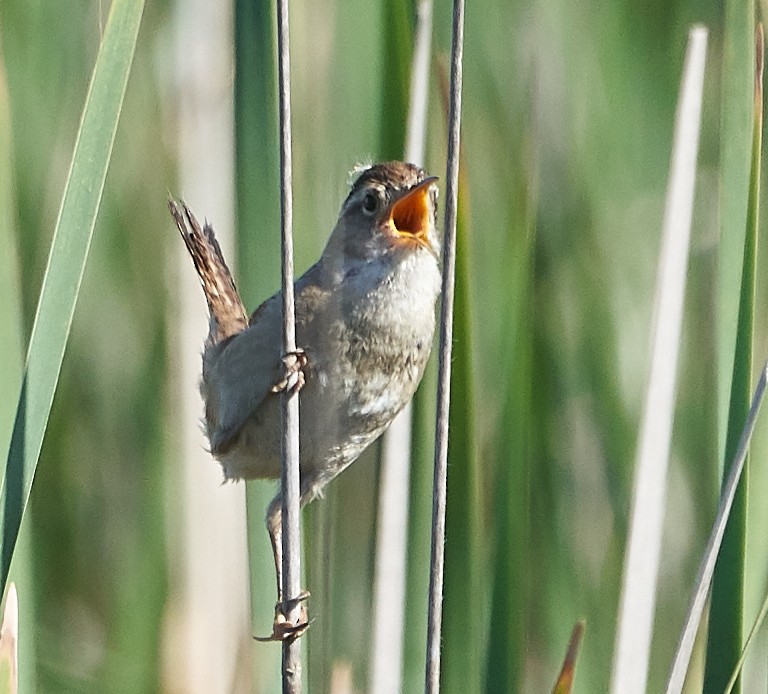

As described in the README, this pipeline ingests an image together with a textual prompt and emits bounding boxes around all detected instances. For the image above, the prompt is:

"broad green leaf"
[0,51,25,692]
[705,20,763,694]
[0,0,145,592]
[378,0,413,161]
[0,43,29,694]
[0,10,23,483]
[234,1,283,691]
[484,123,536,694]
[717,0,755,461]
[724,490,768,692]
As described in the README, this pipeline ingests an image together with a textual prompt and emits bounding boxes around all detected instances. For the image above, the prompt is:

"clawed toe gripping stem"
[271,349,308,395]
[254,591,311,642]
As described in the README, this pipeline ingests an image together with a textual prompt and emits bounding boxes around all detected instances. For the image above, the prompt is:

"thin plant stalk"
[609,26,707,694]
[276,0,302,691]
[434,58,481,693]
[425,0,465,691]
[665,361,768,693]
[724,580,768,694]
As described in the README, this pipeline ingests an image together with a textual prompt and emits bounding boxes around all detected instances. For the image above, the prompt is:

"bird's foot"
[271,349,308,395]
[254,591,311,642]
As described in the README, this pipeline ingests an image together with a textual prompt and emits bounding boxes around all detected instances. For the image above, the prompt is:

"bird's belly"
[216,355,420,483]
[213,296,435,483]
[215,397,282,480]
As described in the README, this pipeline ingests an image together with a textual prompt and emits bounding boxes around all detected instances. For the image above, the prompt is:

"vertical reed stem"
[276,0,302,691]
[425,0,465,691]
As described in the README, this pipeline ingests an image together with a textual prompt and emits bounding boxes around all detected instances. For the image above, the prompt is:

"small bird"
[170,161,441,639]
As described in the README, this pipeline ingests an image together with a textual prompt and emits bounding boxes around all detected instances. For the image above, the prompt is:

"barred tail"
[169,199,248,345]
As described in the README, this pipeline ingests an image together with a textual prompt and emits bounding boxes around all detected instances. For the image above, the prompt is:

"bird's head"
[329,161,440,262]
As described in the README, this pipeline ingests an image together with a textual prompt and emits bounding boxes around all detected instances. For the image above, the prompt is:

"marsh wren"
[170,161,441,639]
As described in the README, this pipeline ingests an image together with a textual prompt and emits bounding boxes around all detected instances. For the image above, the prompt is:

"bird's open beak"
[388,176,438,245]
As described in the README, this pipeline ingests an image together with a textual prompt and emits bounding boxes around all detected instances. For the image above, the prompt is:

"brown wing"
[200,260,332,455]
[201,292,283,454]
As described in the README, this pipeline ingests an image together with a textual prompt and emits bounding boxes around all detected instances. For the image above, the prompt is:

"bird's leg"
[254,494,310,642]
[270,349,308,395]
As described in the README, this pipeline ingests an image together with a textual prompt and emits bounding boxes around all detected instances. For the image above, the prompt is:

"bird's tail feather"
[169,199,248,345]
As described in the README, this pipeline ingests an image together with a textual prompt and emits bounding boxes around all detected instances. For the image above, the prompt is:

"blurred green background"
[2,0,767,692]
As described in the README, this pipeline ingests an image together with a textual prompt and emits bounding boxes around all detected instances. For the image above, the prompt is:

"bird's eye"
[362,191,380,215]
